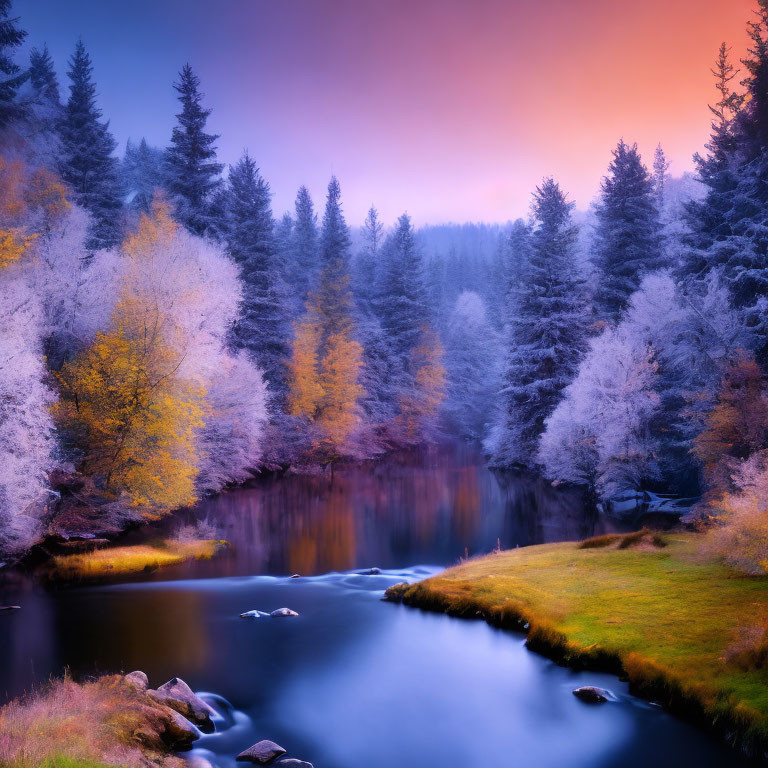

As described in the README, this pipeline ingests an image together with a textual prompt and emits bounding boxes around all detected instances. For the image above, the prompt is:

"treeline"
[487,1,768,573]
[0,4,449,554]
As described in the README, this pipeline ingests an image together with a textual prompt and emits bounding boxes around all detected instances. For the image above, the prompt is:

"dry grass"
[0,675,187,768]
[386,533,768,754]
[50,538,226,580]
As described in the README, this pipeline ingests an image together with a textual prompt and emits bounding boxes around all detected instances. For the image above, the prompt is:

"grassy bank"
[385,532,768,756]
[0,675,190,768]
[49,538,227,580]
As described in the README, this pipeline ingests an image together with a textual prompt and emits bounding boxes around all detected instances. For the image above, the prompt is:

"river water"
[0,446,749,767]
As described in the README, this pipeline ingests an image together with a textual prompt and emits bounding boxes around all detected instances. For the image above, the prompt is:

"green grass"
[50,538,227,580]
[386,533,768,754]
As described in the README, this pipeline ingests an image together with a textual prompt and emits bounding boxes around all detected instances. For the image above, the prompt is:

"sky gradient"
[15,0,754,225]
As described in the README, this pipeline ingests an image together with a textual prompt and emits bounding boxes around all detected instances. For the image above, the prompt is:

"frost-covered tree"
[491,178,587,467]
[539,324,660,497]
[164,64,222,236]
[539,272,744,498]
[58,41,122,250]
[354,205,384,311]
[197,350,268,494]
[443,291,499,441]
[122,137,164,213]
[226,153,291,397]
[652,143,670,209]
[0,276,57,554]
[593,140,664,321]
[377,213,428,362]
[0,0,26,128]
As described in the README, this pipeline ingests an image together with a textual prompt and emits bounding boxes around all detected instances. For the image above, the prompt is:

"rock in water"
[270,608,299,617]
[365,567,381,575]
[0,605,21,612]
[236,740,287,764]
[150,677,217,732]
[572,686,612,703]
[240,610,264,618]
[124,670,149,690]
[159,705,201,747]
[289,574,301,579]
[276,760,314,768]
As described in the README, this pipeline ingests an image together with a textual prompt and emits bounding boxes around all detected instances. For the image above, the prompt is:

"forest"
[2,0,768,581]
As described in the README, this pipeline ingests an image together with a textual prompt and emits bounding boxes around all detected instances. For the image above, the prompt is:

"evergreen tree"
[652,143,670,209]
[29,44,59,104]
[226,152,291,397]
[164,64,222,236]
[58,40,122,250]
[377,213,428,361]
[492,178,587,467]
[314,176,354,340]
[122,137,164,213]
[289,185,318,303]
[593,140,663,322]
[0,0,26,127]
[354,205,384,311]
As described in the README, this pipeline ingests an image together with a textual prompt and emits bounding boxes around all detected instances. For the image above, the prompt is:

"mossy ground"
[386,533,768,755]
[50,538,226,580]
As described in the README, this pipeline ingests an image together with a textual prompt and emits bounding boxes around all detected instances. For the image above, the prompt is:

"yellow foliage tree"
[54,200,205,511]
[287,310,364,462]
[317,331,364,457]
[55,295,204,510]
[0,155,68,270]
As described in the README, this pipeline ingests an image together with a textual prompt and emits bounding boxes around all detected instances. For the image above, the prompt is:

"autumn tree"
[287,178,365,462]
[693,351,768,496]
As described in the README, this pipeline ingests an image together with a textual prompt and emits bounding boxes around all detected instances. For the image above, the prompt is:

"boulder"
[365,567,381,575]
[149,677,217,732]
[289,574,301,579]
[159,705,201,747]
[236,740,287,764]
[270,608,298,618]
[124,670,149,690]
[572,685,612,703]
[240,610,266,618]
[276,760,314,768]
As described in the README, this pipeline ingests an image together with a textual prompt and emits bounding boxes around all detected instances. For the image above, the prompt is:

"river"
[0,445,749,767]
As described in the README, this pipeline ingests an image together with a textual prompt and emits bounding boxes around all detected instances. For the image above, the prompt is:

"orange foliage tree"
[694,351,768,495]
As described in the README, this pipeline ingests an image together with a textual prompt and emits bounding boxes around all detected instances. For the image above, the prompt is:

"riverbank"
[0,673,197,768]
[385,531,768,758]
[48,538,227,581]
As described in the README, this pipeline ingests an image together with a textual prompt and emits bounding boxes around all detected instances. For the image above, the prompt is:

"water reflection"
[135,444,616,580]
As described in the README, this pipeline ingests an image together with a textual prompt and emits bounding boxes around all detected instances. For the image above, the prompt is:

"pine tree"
[58,40,122,251]
[0,0,26,127]
[652,143,670,209]
[314,176,354,340]
[226,152,291,397]
[29,44,59,104]
[164,64,222,236]
[492,178,587,467]
[378,213,428,361]
[354,205,384,311]
[122,137,164,213]
[289,185,319,303]
[593,140,664,322]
